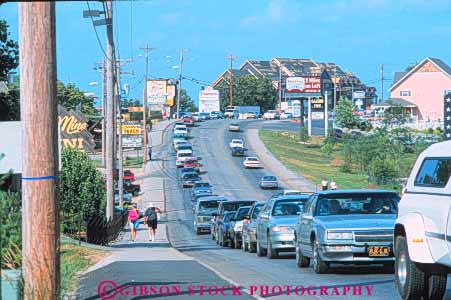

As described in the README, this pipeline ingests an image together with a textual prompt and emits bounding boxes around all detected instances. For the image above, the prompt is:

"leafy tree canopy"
[178,89,197,112]
[217,75,277,111]
[0,19,19,82]
[57,81,98,115]
[334,97,360,129]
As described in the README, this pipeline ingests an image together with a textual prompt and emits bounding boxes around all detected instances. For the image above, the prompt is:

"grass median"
[61,241,110,296]
[259,129,417,190]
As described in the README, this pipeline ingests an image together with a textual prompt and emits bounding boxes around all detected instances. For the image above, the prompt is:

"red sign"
[286,76,321,93]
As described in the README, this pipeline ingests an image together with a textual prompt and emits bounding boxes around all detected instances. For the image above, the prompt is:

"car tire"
[267,234,278,259]
[219,234,224,246]
[249,241,256,253]
[296,242,310,268]
[234,236,240,249]
[196,228,201,235]
[243,236,249,252]
[395,236,427,300]
[424,273,447,300]
[256,237,266,257]
[312,241,328,274]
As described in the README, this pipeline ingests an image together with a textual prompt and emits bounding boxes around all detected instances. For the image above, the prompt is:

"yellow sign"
[128,107,144,112]
[166,85,176,107]
[121,125,142,135]
[59,115,88,134]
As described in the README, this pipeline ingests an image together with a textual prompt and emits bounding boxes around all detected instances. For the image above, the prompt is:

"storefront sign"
[147,80,168,105]
[121,124,142,135]
[310,98,324,109]
[166,85,176,107]
[58,105,95,152]
[286,76,321,93]
[128,106,144,112]
[123,135,143,148]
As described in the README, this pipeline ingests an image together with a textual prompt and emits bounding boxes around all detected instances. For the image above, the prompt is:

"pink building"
[389,57,451,121]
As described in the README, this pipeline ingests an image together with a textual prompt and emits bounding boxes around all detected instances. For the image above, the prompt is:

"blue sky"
[1,0,451,106]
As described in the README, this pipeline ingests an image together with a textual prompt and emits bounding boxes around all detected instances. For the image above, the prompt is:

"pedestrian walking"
[144,204,158,242]
[330,179,337,190]
[148,146,152,161]
[321,178,328,191]
[128,205,140,242]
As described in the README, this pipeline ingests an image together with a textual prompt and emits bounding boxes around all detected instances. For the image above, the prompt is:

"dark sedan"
[182,172,201,188]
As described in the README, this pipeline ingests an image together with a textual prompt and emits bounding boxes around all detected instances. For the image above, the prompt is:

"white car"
[263,110,280,120]
[176,151,193,167]
[244,112,256,119]
[174,128,188,136]
[174,124,187,131]
[243,157,261,169]
[176,148,193,156]
[229,139,244,149]
[394,140,451,300]
[173,138,186,148]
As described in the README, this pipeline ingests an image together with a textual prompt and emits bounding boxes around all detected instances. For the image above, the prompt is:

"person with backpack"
[128,205,140,242]
[144,204,158,242]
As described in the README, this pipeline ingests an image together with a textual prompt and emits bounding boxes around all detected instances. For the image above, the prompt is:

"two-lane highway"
[161,119,424,300]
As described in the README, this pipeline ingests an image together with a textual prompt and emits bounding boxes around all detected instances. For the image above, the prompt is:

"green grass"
[259,130,418,191]
[124,156,143,167]
[61,242,109,296]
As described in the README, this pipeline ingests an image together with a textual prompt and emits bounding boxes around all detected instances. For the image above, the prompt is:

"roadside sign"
[123,135,143,148]
[121,124,142,135]
[445,92,451,140]
[286,76,321,93]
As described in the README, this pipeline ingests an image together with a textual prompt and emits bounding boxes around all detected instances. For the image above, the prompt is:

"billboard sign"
[147,80,167,105]
[353,91,365,99]
[123,135,143,148]
[166,85,176,107]
[286,76,321,93]
[199,87,220,113]
[58,105,95,152]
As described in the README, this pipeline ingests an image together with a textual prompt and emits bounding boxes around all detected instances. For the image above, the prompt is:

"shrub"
[299,126,309,142]
[371,159,399,184]
[0,191,21,269]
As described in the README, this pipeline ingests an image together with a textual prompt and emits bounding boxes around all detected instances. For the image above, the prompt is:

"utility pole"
[177,48,185,119]
[101,60,106,166]
[19,2,59,299]
[140,45,153,162]
[279,64,283,111]
[227,54,237,107]
[333,64,337,108]
[116,65,123,207]
[105,0,115,220]
[380,64,384,103]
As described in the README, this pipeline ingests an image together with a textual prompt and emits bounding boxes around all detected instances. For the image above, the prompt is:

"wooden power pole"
[105,0,115,220]
[227,55,237,107]
[19,2,60,299]
[380,64,384,103]
[140,45,153,162]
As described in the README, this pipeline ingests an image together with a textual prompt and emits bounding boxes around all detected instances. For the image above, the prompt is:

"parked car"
[123,179,140,196]
[228,206,252,249]
[228,123,240,132]
[114,189,132,204]
[229,139,244,149]
[182,172,201,188]
[260,175,278,189]
[210,111,223,119]
[174,123,187,131]
[257,194,309,258]
[174,128,188,136]
[295,190,400,274]
[114,169,135,182]
[243,157,261,169]
[194,197,227,234]
[182,116,194,127]
[181,167,198,177]
[191,182,213,199]
[394,141,451,300]
[231,146,246,157]
[184,158,200,172]
[176,152,194,167]
[280,112,292,119]
[212,199,256,241]
[199,112,210,120]
[243,112,257,119]
[191,113,200,122]
[224,107,239,118]
[217,211,236,247]
[263,110,280,120]
[242,202,265,252]
[175,142,192,152]
[176,148,193,157]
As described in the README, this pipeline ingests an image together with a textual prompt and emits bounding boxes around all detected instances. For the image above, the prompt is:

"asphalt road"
[162,119,450,300]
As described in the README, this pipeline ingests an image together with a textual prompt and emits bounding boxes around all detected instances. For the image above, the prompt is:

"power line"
[86,1,110,61]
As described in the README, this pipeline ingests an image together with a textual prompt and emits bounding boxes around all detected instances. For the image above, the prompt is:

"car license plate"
[367,246,390,257]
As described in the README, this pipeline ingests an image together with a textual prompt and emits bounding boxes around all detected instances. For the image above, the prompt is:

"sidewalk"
[76,120,255,300]
[245,128,317,192]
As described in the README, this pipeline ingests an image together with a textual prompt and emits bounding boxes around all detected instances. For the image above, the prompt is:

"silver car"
[295,190,400,274]
[242,202,265,252]
[256,195,309,258]
[194,198,226,234]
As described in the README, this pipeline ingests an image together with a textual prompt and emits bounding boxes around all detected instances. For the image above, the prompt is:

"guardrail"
[86,211,128,245]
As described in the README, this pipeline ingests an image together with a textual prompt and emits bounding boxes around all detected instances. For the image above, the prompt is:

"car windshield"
[247,158,258,161]
[272,200,305,216]
[263,176,276,181]
[178,153,191,157]
[124,171,131,176]
[222,201,255,212]
[231,123,238,126]
[185,160,198,164]
[223,212,235,222]
[251,204,264,219]
[178,145,192,150]
[195,182,210,188]
[235,207,251,220]
[316,193,400,216]
[198,201,220,215]
[182,168,195,173]
[183,173,198,179]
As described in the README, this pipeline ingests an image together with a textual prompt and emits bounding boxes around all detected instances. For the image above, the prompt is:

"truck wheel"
[424,273,447,300]
[395,236,426,300]
[312,241,328,274]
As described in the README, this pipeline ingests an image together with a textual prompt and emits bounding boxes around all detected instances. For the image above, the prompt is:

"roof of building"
[373,98,417,108]
[212,69,248,86]
[390,57,451,91]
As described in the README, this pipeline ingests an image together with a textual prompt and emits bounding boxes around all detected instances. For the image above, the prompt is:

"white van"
[176,151,193,167]
[394,140,451,300]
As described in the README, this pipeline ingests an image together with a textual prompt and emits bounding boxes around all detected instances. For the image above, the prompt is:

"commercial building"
[389,57,451,121]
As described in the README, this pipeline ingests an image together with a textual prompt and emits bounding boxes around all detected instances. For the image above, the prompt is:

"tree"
[0,85,20,121]
[0,19,19,82]
[0,191,21,269]
[334,97,360,128]
[217,75,277,111]
[178,89,197,112]
[57,81,98,115]
[60,148,106,233]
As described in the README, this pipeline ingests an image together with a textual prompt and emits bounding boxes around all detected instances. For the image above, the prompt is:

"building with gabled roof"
[389,57,451,121]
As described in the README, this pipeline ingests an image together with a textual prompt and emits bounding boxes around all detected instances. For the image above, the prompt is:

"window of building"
[400,90,411,97]
[414,158,451,188]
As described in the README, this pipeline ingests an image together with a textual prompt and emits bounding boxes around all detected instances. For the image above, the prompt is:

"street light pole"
[19,2,60,298]
[177,48,184,119]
